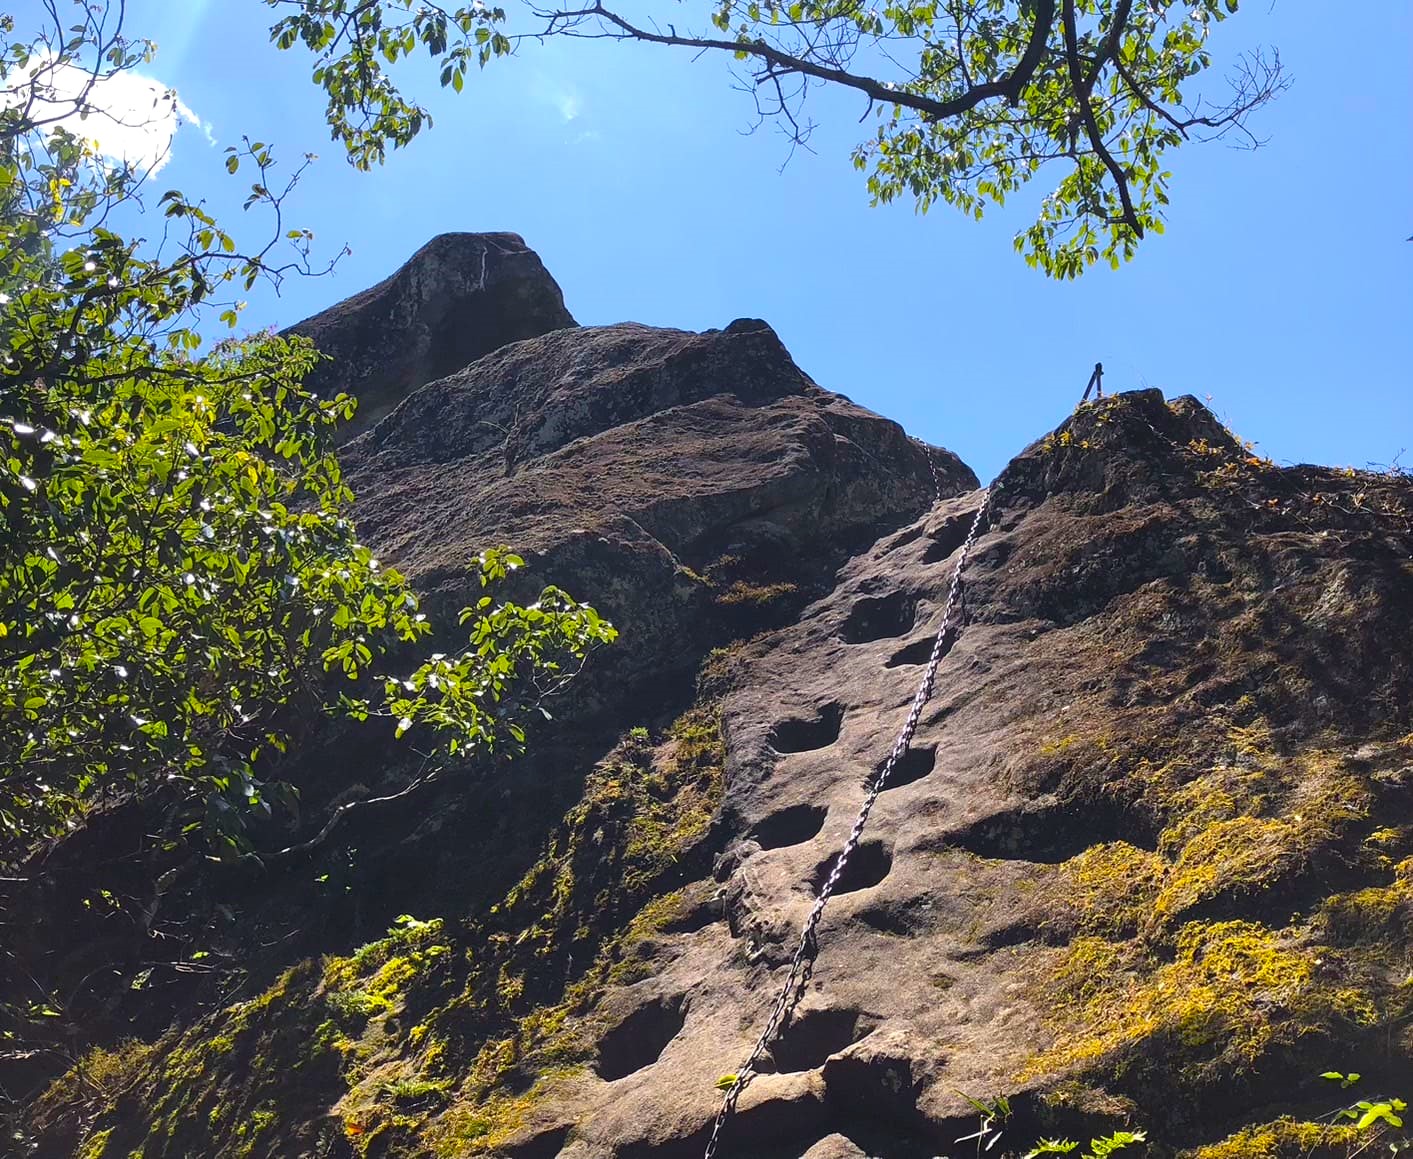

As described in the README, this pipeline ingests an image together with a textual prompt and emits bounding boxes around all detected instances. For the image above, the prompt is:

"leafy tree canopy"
[266,0,1285,277]
[0,5,616,867]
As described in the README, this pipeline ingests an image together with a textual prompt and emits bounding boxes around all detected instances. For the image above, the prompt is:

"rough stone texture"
[340,316,975,697]
[799,1135,869,1159]
[10,246,1413,1159]
[431,390,1412,1159]
[285,232,577,438]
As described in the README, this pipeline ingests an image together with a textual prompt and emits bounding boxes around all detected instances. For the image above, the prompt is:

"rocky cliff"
[286,232,577,439]
[10,236,1412,1159]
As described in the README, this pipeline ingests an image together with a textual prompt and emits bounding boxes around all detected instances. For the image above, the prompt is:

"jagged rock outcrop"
[341,316,975,695]
[10,240,1413,1159]
[286,232,576,437]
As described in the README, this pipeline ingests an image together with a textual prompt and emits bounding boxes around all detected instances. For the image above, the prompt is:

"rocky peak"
[999,388,1245,509]
[285,231,576,438]
[349,319,817,471]
[341,315,975,698]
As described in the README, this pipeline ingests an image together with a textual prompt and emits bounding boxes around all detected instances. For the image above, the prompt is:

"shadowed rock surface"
[285,231,576,438]
[9,239,1412,1159]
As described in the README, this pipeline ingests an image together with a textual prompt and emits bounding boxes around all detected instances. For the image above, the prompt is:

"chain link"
[702,450,993,1159]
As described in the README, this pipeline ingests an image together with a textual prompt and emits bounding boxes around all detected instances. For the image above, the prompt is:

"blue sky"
[105,1,1411,483]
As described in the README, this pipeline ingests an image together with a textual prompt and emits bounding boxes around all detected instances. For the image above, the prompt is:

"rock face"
[286,232,576,437]
[11,240,1413,1159]
[341,316,975,697]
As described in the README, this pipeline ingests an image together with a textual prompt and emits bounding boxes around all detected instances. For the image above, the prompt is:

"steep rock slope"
[340,317,975,696]
[286,232,576,438]
[13,244,1413,1159]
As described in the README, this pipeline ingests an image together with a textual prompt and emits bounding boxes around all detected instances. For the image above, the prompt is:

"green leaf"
[1023,1143,1079,1158]
[1354,1103,1398,1130]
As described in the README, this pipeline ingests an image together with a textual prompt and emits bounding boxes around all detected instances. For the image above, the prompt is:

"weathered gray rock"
[799,1135,868,1159]
[286,231,576,437]
[342,317,976,698]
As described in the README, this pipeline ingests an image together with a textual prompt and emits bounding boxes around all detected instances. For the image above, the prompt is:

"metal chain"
[702,450,993,1159]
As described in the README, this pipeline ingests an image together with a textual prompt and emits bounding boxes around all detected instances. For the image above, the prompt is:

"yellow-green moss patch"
[321,915,450,1027]
[713,580,799,607]
[1025,920,1373,1083]
[1319,858,1413,949]
[1053,841,1165,937]
[1154,815,1306,921]
[1182,1117,1361,1159]
[431,1067,583,1156]
[75,1128,115,1159]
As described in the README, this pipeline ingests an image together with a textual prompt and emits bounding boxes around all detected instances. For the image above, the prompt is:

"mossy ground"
[990,397,1413,1152]
[420,686,728,1156]
[1183,1118,1364,1159]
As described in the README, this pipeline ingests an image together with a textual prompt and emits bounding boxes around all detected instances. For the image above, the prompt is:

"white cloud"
[557,89,582,122]
[527,69,583,124]
[6,55,208,175]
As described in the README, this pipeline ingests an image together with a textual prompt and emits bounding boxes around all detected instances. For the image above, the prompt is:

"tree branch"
[536,1,1056,125]
[1113,45,1285,146]
[1060,0,1141,237]
[258,752,447,867]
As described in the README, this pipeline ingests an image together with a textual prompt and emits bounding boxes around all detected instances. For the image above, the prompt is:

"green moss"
[1025,920,1370,1083]
[1039,429,1095,454]
[411,686,728,1148]
[1143,738,1372,925]
[37,957,357,1158]
[1037,732,1111,759]
[1035,1080,1135,1118]
[1182,1118,1361,1158]
[1054,841,1164,937]
[494,702,724,961]
[1320,858,1413,947]
[230,1106,278,1159]
[1050,728,1388,963]
[622,707,724,873]
[324,915,449,992]
[76,1128,115,1159]
[27,656,733,1159]
[431,1067,583,1156]
[68,1039,156,1100]
[674,564,709,585]
[713,580,799,607]
[226,963,301,1032]
[1155,815,1305,921]
[320,915,450,1030]
[382,1075,450,1104]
